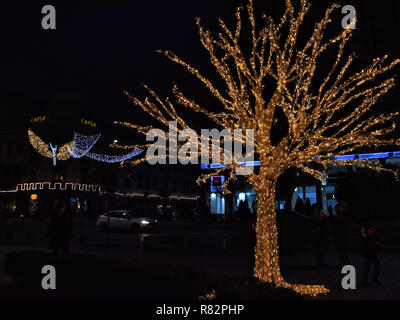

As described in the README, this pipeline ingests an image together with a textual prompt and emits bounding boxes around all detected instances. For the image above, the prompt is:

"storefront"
[202,150,400,217]
[0,182,106,219]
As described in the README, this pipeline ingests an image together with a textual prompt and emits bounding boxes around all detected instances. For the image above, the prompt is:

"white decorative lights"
[68,132,143,163]
[28,129,142,165]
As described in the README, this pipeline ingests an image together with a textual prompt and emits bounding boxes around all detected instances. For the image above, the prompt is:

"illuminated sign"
[210,176,225,192]
[81,119,97,127]
[30,116,46,124]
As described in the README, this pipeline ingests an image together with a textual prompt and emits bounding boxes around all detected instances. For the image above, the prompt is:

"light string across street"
[68,132,143,163]
[28,129,142,165]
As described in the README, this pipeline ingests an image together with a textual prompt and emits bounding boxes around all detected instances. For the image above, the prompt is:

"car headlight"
[141,220,150,225]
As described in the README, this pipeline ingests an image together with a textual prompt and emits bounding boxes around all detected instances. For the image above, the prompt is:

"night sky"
[0,0,399,136]
[0,0,235,130]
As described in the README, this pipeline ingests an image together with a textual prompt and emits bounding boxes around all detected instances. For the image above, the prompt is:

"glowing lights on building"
[17,182,104,193]
[201,151,400,170]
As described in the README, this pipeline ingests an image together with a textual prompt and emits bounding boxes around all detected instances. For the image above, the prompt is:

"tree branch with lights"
[116,0,400,296]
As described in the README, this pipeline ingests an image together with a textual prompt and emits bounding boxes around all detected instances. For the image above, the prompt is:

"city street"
[1,220,400,299]
[0,0,400,310]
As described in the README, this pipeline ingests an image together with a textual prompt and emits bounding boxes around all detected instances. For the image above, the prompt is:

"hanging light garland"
[68,132,143,163]
[28,129,142,165]
[80,149,143,163]
[69,132,101,158]
[28,129,74,166]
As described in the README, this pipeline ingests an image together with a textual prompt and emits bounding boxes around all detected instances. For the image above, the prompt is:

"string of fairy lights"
[27,129,142,166]
[28,129,73,166]
[68,132,143,163]
[115,0,400,296]
[68,132,101,158]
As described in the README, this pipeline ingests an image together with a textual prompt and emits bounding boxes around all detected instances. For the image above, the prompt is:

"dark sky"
[0,0,236,128]
[0,0,399,132]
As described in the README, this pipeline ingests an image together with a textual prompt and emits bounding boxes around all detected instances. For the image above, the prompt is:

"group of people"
[311,202,381,286]
[236,200,254,222]
[311,202,350,268]
[49,197,382,287]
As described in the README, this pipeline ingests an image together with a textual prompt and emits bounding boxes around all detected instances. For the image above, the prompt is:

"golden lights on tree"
[116,0,400,296]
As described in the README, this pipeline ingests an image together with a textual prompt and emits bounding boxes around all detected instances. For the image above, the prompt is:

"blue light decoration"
[201,160,260,170]
[49,143,58,167]
[79,149,143,163]
[200,151,400,170]
[69,132,101,158]
[69,132,143,163]
[210,175,225,192]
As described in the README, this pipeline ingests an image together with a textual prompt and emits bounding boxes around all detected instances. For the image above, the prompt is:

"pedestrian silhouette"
[334,202,350,268]
[361,224,381,287]
[328,205,333,217]
[311,204,329,268]
[48,199,74,254]
[305,198,312,215]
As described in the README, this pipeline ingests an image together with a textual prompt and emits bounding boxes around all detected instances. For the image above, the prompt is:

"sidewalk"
[280,252,400,300]
[1,241,399,299]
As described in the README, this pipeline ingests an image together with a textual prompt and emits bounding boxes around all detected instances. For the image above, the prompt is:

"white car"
[96,210,156,232]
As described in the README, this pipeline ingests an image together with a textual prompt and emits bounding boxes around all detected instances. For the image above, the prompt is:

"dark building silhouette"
[0,112,200,219]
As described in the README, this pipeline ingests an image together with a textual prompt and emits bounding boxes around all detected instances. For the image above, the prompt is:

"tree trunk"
[253,179,285,284]
[253,178,329,296]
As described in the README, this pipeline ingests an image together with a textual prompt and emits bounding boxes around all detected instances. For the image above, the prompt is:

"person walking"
[327,205,334,224]
[48,199,74,254]
[334,201,350,268]
[311,204,329,268]
[361,224,381,287]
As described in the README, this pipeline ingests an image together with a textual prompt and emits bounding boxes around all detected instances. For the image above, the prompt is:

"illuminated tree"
[116,0,399,295]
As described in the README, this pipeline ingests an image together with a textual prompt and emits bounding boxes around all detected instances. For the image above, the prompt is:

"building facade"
[202,151,400,218]
[0,124,200,220]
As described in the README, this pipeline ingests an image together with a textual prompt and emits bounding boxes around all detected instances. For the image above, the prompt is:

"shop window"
[210,193,225,214]
[28,195,38,216]
[71,197,86,214]
[297,185,317,205]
